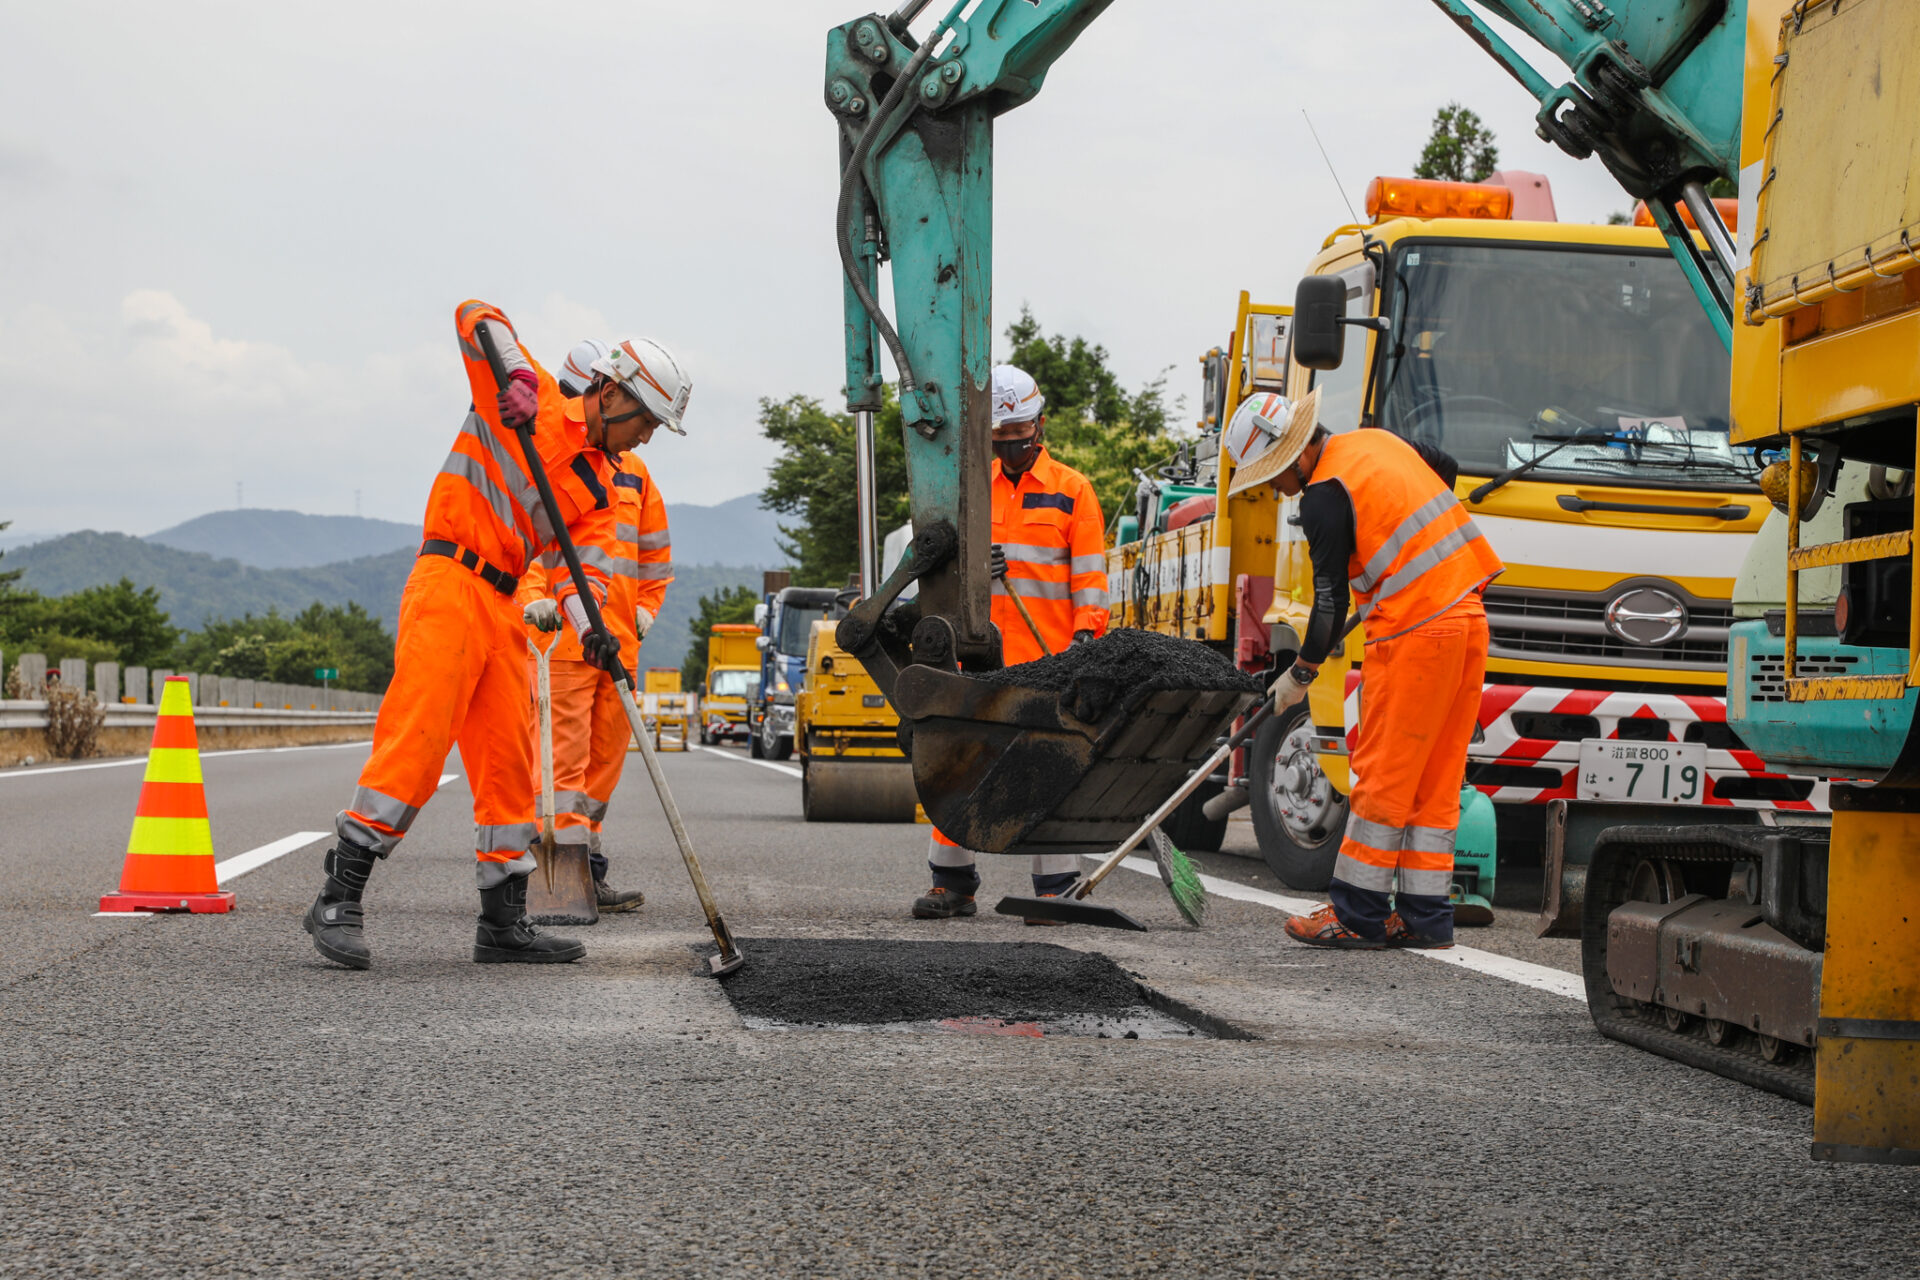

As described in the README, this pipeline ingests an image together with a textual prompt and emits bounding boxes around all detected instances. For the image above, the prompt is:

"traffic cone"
[98,676,234,913]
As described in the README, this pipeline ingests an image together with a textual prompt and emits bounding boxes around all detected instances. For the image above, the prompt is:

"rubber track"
[1582,826,1818,1105]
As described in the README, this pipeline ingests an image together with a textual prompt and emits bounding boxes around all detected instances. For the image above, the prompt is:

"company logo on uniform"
[1604,586,1687,646]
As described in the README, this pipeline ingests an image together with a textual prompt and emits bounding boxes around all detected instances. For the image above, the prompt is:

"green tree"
[292,601,395,692]
[40,578,177,667]
[170,602,394,693]
[759,388,911,588]
[1003,307,1179,524]
[681,584,761,690]
[1414,102,1499,182]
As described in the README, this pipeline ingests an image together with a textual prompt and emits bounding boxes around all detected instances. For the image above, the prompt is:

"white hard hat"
[1223,392,1291,466]
[557,338,610,397]
[592,338,692,435]
[991,364,1045,429]
[1227,387,1324,493]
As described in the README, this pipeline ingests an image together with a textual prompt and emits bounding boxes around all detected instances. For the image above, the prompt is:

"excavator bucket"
[892,663,1258,854]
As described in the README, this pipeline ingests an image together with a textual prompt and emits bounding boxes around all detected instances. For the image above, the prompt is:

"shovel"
[476,324,743,976]
[525,629,598,927]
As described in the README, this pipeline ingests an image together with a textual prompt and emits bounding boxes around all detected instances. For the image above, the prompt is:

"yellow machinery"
[699,623,760,746]
[640,667,690,753]
[796,618,915,822]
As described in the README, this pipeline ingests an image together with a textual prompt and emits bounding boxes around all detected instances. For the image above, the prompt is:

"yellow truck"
[699,623,760,747]
[1112,173,1817,895]
[795,614,916,822]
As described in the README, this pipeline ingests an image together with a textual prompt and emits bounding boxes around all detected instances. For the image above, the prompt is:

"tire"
[1248,700,1349,891]
[1163,777,1227,853]
[698,726,712,747]
[749,714,765,758]
[760,713,793,761]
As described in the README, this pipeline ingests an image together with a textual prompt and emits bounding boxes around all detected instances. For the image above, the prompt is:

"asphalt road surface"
[3,740,1912,1278]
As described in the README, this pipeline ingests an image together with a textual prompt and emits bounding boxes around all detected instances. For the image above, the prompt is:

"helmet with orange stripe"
[592,338,692,436]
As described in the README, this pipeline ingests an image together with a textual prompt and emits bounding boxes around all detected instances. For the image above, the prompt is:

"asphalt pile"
[711,937,1153,1026]
[977,628,1263,721]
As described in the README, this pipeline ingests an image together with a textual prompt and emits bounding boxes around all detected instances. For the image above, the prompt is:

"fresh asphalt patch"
[705,936,1238,1039]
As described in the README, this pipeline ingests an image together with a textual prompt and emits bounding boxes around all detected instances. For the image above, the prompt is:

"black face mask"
[995,434,1041,476]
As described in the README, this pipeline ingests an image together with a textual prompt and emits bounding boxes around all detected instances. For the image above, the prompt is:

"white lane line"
[93,830,332,916]
[3,739,372,781]
[214,831,331,883]
[693,744,802,779]
[438,773,461,787]
[1101,855,1586,1002]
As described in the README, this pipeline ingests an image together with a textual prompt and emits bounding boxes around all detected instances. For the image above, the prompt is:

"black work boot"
[912,886,978,919]
[475,873,586,964]
[303,841,380,970]
[594,876,645,913]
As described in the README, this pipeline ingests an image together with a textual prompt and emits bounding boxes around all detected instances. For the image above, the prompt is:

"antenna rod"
[1302,110,1360,225]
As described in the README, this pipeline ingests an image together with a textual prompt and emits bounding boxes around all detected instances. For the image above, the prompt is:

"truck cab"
[750,585,838,761]
[700,623,761,746]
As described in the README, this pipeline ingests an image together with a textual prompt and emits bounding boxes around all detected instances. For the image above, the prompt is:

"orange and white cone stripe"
[98,676,235,913]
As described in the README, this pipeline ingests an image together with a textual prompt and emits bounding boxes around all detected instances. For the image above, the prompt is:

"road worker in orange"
[519,338,677,913]
[1231,388,1501,951]
[304,301,689,970]
[913,363,1110,922]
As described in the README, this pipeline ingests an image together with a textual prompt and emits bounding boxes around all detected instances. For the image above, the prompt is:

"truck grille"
[1484,584,1732,673]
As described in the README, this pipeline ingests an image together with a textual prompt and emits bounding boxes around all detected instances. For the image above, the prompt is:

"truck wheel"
[760,714,790,761]
[1248,701,1348,891]
[1163,778,1227,853]
[749,716,765,758]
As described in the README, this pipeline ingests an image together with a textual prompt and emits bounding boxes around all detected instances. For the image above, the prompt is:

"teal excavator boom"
[1429,0,1747,348]
[823,1,1260,856]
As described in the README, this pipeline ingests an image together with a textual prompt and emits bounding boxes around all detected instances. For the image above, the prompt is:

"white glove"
[1270,664,1315,711]
[522,598,562,633]
[634,605,654,638]
[562,594,592,642]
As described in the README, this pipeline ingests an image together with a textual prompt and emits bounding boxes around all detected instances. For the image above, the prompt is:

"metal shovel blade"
[894,664,1257,856]
[708,946,747,977]
[993,893,1148,932]
[527,844,599,926]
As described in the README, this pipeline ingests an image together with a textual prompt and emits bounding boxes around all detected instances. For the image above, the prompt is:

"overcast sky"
[0,0,1632,539]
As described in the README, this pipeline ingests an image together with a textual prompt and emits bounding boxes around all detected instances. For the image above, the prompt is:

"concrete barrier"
[95,662,119,705]
[58,658,88,690]
[125,667,148,704]
[16,653,47,695]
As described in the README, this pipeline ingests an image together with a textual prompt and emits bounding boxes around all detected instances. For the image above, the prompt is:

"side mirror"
[755,635,770,650]
[753,602,769,627]
[1293,275,1348,371]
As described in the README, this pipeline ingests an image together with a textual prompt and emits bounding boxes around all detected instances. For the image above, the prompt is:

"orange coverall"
[928,446,1109,895]
[523,449,673,874]
[335,300,620,890]
[1310,429,1503,941]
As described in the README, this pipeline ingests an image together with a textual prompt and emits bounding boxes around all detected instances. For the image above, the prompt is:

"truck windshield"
[1377,242,1755,489]
[710,669,756,698]
[777,604,827,657]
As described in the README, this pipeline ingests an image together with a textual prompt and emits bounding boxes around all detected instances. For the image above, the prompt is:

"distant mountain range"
[3,496,789,673]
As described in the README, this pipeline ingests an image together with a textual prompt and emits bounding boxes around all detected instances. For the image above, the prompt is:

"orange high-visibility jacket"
[538,449,673,660]
[435,299,617,607]
[1306,429,1503,644]
[991,447,1110,664]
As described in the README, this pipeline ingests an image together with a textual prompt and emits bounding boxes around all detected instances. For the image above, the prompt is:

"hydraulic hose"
[836,19,946,429]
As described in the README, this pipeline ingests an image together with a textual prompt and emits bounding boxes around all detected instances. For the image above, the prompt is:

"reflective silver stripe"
[1353,490,1457,593]
[475,851,538,889]
[616,522,640,542]
[585,797,609,822]
[635,530,670,551]
[476,821,538,853]
[553,789,594,816]
[1370,520,1487,604]
[1399,867,1454,897]
[1069,553,1106,574]
[1002,542,1070,566]
[1406,825,1457,855]
[458,412,553,546]
[634,563,673,580]
[336,812,403,856]
[574,543,619,578]
[439,452,525,544]
[991,578,1070,600]
[1332,852,1396,891]
[347,785,418,835]
[1345,814,1405,852]
[1071,587,1110,608]
[1359,573,1500,647]
[551,825,593,848]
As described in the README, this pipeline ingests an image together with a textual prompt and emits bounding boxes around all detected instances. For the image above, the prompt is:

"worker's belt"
[419,539,518,596]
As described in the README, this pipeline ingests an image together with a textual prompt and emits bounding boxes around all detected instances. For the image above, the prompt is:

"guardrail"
[0,700,380,730]
[3,653,384,714]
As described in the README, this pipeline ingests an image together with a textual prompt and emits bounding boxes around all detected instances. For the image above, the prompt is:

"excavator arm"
[1429,0,1747,348]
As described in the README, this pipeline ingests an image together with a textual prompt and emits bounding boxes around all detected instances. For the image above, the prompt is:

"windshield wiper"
[1467,409,1627,503]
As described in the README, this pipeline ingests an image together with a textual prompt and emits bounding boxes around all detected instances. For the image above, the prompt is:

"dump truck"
[750,584,839,762]
[796,593,915,823]
[699,623,760,746]
[1428,0,1920,1162]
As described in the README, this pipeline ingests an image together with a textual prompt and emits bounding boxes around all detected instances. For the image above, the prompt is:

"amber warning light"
[1365,177,1513,222]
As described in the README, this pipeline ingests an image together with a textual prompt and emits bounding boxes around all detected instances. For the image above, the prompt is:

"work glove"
[521,598,562,633]
[497,368,540,431]
[989,544,1008,581]
[1072,629,1095,647]
[634,605,654,638]
[581,628,625,680]
[1270,663,1316,711]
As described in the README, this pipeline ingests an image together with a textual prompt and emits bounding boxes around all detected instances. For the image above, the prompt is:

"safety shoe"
[475,874,586,964]
[1023,893,1066,927]
[1283,904,1386,950]
[594,879,645,913]
[1384,912,1455,950]
[911,887,977,919]
[303,840,379,969]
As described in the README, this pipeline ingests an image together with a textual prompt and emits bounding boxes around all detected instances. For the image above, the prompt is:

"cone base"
[98,890,235,914]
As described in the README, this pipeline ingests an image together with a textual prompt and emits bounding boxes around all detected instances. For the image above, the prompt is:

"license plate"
[1576,739,1710,804]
